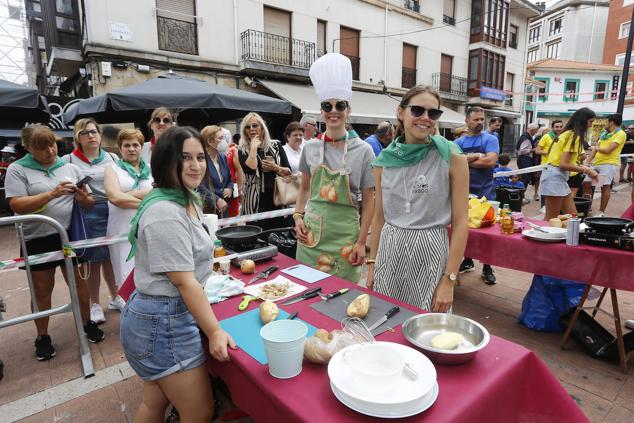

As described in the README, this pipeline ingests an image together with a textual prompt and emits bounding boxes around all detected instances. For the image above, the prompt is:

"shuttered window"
[156,0,195,22]
[156,0,198,54]
[340,26,360,80]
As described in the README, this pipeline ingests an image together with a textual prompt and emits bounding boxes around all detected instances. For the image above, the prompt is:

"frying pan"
[215,225,293,246]
[584,217,634,233]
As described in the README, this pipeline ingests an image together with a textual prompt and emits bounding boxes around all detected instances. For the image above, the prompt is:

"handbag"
[273,174,300,206]
[467,197,495,229]
[69,199,92,260]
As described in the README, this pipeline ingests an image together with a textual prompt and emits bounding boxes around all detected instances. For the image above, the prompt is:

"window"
[443,0,455,25]
[615,53,634,66]
[548,17,562,36]
[440,54,454,92]
[505,72,514,106]
[527,48,539,63]
[546,41,560,59]
[620,22,631,40]
[563,79,580,102]
[528,25,540,43]
[262,6,291,65]
[509,24,518,49]
[340,26,360,80]
[156,0,198,55]
[402,44,417,88]
[467,48,506,97]
[535,77,550,102]
[470,0,510,47]
[317,20,327,57]
[594,80,610,100]
[404,0,420,13]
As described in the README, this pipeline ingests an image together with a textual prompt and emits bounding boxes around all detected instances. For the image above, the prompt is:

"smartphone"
[76,176,92,188]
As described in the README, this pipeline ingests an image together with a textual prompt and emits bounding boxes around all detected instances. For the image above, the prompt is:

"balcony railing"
[443,15,455,25]
[402,67,417,89]
[404,0,420,13]
[157,16,198,55]
[432,72,467,97]
[240,29,316,69]
[341,54,360,80]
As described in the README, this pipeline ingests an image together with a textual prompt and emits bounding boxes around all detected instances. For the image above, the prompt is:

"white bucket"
[260,319,308,379]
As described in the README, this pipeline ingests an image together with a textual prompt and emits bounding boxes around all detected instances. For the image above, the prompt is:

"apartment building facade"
[25,0,538,141]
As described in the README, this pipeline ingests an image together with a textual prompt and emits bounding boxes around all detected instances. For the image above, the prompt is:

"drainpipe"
[587,2,597,63]
[233,0,239,65]
[384,3,388,85]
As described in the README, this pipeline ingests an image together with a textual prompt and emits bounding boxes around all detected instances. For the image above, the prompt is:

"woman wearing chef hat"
[293,53,376,283]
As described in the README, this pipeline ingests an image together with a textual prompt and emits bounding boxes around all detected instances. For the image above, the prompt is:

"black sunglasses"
[405,105,443,120]
[321,100,348,112]
[152,117,172,125]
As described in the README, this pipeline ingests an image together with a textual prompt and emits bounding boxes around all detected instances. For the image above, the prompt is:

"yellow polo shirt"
[537,132,555,165]
[593,129,626,166]
[547,130,584,168]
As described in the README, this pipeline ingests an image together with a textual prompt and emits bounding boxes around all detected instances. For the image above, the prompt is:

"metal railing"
[157,16,198,55]
[402,67,417,89]
[0,214,94,378]
[404,0,420,13]
[240,29,317,69]
[341,54,360,80]
[432,72,468,97]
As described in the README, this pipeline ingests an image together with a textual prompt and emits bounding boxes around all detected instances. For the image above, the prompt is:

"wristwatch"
[444,272,458,284]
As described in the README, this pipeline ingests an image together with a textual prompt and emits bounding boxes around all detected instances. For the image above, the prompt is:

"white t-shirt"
[283,143,303,173]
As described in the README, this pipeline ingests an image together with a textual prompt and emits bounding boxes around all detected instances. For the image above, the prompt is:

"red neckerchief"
[72,148,91,164]
[322,133,346,143]
[149,136,156,152]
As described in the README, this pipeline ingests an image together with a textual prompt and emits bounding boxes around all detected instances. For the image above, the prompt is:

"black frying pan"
[584,217,634,233]
[215,225,293,246]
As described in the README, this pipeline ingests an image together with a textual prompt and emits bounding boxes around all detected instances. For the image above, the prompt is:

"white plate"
[521,229,566,243]
[331,380,439,418]
[243,275,306,302]
[328,342,436,406]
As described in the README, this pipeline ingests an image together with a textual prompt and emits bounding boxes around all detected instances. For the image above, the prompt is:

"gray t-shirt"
[4,162,83,240]
[62,151,118,203]
[134,200,213,297]
[298,137,375,205]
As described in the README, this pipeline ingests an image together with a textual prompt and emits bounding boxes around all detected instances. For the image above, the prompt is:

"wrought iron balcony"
[432,72,467,97]
[341,54,360,80]
[404,0,421,13]
[157,16,198,55]
[402,67,417,89]
[240,29,316,69]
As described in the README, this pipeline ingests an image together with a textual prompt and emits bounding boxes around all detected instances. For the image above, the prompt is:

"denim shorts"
[539,165,571,197]
[120,291,206,381]
[84,201,110,263]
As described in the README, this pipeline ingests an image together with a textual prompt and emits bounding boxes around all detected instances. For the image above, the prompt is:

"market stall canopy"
[0,79,51,124]
[63,74,292,125]
[260,80,465,128]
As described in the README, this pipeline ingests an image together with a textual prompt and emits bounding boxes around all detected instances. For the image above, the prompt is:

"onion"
[240,259,256,274]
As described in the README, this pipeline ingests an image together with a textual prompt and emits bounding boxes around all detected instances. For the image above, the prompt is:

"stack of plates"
[521,227,567,243]
[327,342,438,418]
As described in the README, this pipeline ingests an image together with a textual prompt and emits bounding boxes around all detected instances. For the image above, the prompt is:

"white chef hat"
[309,53,353,102]
[1,145,16,154]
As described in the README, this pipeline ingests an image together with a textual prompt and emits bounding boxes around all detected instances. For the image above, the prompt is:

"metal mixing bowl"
[402,313,490,365]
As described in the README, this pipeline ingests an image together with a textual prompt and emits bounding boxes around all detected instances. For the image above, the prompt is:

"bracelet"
[365,258,376,265]
[292,212,304,220]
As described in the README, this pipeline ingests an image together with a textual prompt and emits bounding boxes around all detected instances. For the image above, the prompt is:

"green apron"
[296,139,361,283]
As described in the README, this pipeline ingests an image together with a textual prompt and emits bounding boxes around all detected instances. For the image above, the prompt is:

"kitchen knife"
[319,288,349,301]
[280,287,323,305]
[367,306,400,332]
[246,265,278,285]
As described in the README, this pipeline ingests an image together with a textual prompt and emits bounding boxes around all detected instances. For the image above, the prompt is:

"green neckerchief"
[14,154,66,177]
[117,158,150,189]
[547,131,556,140]
[599,128,623,141]
[322,129,359,141]
[372,135,461,168]
[127,188,202,260]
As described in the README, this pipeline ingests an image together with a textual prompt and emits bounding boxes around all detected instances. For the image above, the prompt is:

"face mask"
[217,139,228,154]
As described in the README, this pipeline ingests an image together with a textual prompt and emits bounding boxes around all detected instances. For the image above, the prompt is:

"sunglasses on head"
[404,105,443,120]
[321,100,348,113]
[152,117,172,125]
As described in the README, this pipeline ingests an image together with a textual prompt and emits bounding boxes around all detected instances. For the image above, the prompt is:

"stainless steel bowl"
[402,313,490,365]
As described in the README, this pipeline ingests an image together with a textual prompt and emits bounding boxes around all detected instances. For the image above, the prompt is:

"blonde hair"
[22,125,58,150]
[148,107,174,126]
[73,118,100,148]
[238,112,271,153]
[117,128,145,148]
[200,125,222,150]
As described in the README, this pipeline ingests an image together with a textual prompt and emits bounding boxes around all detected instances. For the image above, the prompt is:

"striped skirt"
[374,224,449,311]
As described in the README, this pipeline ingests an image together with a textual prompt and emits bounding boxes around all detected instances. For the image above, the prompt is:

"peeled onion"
[240,259,256,274]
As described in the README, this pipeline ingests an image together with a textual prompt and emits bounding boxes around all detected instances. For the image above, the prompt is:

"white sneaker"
[90,303,106,324]
[626,320,634,331]
[108,295,126,312]
[594,212,606,218]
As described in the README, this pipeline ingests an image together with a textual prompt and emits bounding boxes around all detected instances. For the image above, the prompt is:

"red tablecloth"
[118,256,587,422]
[464,220,634,291]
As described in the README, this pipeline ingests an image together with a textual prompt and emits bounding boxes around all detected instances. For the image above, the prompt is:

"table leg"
[592,288,608,318]
[609,288,628,374]
[561,284,592,350]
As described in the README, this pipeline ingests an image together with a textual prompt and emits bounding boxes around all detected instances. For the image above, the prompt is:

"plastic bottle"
[501,204,514,235]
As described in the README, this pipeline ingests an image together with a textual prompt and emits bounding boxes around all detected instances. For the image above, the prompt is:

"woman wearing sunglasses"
[367,86,469,313]
[294,53,376,283]
[141,107,174,164]
[238,112,292,229]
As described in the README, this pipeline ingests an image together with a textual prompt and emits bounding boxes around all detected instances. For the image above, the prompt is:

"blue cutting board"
[220,308,317,365]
